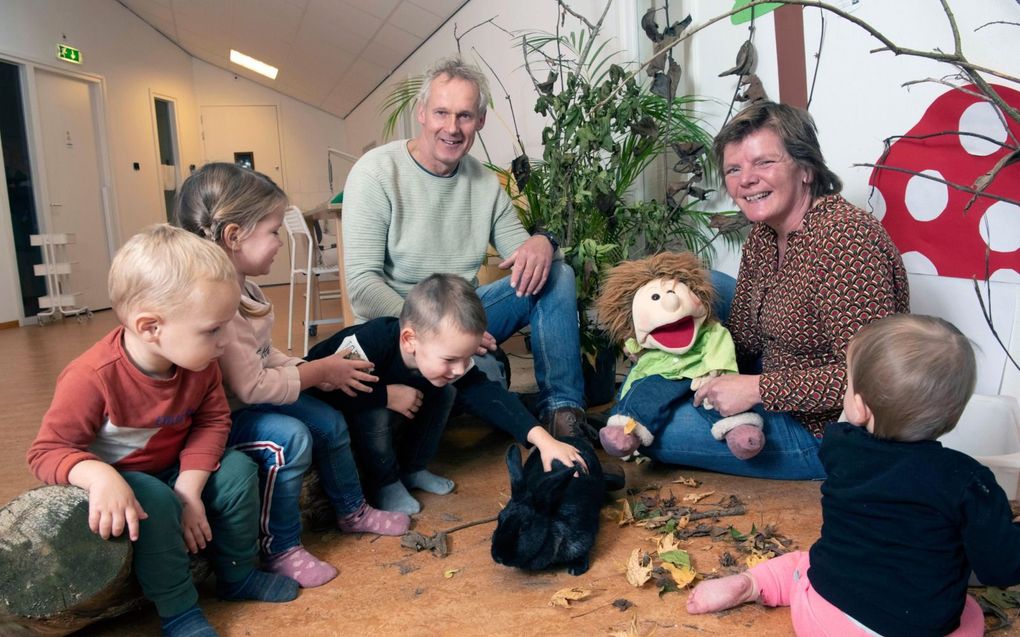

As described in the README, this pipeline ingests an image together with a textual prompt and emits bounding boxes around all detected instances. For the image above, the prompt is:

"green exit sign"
[56,44,82,65]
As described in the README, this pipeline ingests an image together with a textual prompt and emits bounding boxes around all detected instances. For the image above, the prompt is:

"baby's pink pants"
[748,551,984,637]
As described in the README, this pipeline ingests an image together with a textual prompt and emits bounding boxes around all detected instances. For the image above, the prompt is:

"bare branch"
[975,21,1020,32]
[974,279,1020,373]
[857,162,1020,209]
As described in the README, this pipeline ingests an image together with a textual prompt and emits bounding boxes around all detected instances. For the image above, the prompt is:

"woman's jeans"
[229,393,365,555]
[633,270,826,480]
[123,450,259,617]
[475,260,585,418]
[345,385,456,496]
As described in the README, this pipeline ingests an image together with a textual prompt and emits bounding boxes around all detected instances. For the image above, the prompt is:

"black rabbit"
[491,435,617,576]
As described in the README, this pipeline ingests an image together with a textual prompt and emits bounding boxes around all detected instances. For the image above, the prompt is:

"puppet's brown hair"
[595,252,716,344]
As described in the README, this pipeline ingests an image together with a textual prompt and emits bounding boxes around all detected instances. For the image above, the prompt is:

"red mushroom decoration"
[869,84,1020,281]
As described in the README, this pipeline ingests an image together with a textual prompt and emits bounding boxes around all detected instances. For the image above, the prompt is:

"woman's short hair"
[713,101,843,198]
[109,224,237,321]
[417,56,491,117]
[848,314,976,442]
[173,162,287,244]
[400,273,487,337]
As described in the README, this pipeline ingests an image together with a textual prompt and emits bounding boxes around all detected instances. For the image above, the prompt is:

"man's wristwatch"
[534,230,559,252]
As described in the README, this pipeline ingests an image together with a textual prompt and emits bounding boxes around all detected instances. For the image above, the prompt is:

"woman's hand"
[387,384,423,419]
[693,373,761,416]
[526,426,589,473]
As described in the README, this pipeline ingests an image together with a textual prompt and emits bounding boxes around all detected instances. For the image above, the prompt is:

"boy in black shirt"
[687,314,1020,637]
[307,274,588,514]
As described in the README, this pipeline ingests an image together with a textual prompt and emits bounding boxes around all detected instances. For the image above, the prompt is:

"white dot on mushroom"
[901,251,939,275]
[867,187,887,221]
[979,201,1020,253]
[905,170,949,222]
[958,101,1008,157]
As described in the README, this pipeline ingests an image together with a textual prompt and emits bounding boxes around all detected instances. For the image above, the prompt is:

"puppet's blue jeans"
[475,260,585,418]
[633,270,826,480]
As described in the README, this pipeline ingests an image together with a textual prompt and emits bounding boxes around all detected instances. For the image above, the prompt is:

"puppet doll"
[595,252,764,460]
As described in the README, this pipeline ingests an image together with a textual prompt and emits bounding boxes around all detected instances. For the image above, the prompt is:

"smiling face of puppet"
[631,278,707,354]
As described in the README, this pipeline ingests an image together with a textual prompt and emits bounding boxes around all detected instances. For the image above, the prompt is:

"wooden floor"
[0,285,1010,636]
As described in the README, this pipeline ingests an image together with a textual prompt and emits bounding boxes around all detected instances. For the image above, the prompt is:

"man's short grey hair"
[418,56,491,116]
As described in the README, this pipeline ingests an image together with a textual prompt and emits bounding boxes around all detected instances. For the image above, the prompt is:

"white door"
[35,69,112,310]
[200,105,288,285]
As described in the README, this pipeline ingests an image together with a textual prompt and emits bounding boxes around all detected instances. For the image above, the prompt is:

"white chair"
[282,205,343,355]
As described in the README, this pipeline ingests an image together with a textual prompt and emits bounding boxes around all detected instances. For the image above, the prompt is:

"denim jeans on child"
[228,393,364,555]
[475,260,585,418]
[629,270,826,480]
[346,384,456,495]
[122,449,259,617]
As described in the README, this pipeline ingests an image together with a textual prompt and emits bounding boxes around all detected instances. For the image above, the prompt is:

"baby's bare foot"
[686,573,757,614]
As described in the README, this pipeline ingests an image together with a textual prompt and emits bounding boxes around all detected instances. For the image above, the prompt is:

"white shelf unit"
[30,233,92,324]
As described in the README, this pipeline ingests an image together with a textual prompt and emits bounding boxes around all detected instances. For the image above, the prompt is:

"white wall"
[191,59,346,212]
[0,0,349,322]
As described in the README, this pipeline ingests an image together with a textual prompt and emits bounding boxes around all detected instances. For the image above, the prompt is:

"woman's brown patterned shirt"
[728,194,910,436]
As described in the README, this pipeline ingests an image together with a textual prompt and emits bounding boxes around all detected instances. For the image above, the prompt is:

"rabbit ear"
[505,444,526,497]
[534,461,577,510]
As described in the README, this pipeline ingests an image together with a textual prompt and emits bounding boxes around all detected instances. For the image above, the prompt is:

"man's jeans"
[475,261,585,418]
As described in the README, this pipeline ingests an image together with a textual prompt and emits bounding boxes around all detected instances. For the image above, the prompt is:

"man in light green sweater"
[342,56,589,438]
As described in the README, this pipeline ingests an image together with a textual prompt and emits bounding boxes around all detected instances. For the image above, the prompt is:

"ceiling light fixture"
[229,49,278,79]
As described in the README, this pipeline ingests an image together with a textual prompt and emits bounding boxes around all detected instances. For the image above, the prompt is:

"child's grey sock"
[217,569,298,603]
[160,606,217,637]
[402,469,455,495]
[377,480,421,514]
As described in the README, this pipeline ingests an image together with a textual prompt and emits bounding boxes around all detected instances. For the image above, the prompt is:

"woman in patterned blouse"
[642,102,909,479]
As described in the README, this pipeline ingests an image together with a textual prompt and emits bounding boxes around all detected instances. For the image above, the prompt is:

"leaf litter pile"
[548,474,799,630]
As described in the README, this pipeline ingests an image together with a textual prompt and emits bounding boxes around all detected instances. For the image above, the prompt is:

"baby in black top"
[307,273,588,514]
[687,313,1020,636]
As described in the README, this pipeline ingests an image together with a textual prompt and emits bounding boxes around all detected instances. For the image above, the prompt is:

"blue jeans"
[123,450,259,617]
[346,385,456,496]
[229,393,365,555]
[631,269,826,480]
[476,260,584,417]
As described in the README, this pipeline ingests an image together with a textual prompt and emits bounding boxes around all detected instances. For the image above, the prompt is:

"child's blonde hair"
[108,224,237,321]
[173,162,287,318]
[173,162,287,243]
[848,314,976,442]
[400,274,487,338]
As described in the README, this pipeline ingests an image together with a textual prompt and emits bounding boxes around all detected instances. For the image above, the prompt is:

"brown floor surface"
[2,285,1015,636]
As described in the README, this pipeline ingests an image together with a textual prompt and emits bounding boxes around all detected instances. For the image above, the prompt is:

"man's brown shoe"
[547,407,597,441]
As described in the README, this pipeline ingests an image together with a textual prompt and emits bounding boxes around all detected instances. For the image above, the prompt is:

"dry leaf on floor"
[627,549,653,587]
[443,568,460,579]
[671,476,701,487]
[612,598,634,612]
[549,586,592,608]
[660,561,698,589]
[745,549,773,568]
[682,491,715,504]
[656,533,682,554]
[619,498,635,526]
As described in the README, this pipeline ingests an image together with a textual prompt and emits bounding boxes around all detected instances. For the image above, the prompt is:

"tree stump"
[0,471,332,636]
[0,486,141,636]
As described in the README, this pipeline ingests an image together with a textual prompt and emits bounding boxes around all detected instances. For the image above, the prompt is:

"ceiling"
[117,0,468,119]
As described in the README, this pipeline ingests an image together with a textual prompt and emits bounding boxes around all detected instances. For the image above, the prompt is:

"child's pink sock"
[337,501,410,536]
[263,545,337,588]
